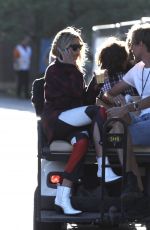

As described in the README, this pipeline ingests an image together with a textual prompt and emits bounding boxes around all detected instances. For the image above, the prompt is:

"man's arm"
[108,80,130,97]
[13,48,20,60]
[134,96,150,111]
[99,80,130,107]
[107,96,150,119]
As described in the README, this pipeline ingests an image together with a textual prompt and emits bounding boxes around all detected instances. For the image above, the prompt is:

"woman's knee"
[85,105,107,122]
[85,105,100,119]
[70,131,89,145]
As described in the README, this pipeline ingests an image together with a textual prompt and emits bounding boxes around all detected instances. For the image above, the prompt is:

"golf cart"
[32,77,150,230]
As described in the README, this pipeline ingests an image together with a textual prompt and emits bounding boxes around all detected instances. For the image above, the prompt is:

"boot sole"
[99,176,122,183]
[55,204,82,216]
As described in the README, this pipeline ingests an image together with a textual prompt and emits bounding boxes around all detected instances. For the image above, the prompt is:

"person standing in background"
[13,36,32,99]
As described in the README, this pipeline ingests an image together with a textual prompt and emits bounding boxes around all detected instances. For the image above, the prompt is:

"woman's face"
[67,37,83,61]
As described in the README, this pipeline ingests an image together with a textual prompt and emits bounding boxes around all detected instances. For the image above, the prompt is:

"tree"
[0,0,150,82]
[0,0,150,43]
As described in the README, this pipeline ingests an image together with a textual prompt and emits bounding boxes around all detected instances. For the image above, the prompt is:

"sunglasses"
[69,44,83,51]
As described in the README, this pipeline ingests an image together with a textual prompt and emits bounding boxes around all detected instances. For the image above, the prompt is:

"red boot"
[65,138,89,173]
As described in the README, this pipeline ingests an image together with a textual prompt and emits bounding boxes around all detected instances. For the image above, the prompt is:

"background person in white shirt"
[13,36,32,99]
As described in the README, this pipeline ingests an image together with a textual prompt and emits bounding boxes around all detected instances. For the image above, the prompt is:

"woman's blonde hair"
[49,26,88,73]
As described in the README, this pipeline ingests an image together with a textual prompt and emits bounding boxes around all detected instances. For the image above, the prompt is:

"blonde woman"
[42,27,119,215]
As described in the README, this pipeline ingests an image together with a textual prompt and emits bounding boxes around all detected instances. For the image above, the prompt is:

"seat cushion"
[50,140,72,152]
[133,146,150,153]
[49,140,150,154]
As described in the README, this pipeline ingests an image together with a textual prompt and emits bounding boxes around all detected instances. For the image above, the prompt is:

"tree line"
[0,0,149,83]
[0,0,149,44]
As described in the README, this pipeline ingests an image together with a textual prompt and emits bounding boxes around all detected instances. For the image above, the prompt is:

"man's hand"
[107,105,128,119]
[113,94,126,107]
[100,92,126,107]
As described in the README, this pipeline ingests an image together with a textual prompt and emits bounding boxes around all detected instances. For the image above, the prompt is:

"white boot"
[97,156,121,182]
[55,185,82,215]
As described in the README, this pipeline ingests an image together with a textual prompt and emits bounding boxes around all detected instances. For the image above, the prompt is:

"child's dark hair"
[98,37,129,78]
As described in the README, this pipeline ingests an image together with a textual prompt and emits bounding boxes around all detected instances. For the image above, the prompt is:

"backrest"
[31,77,45,116]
